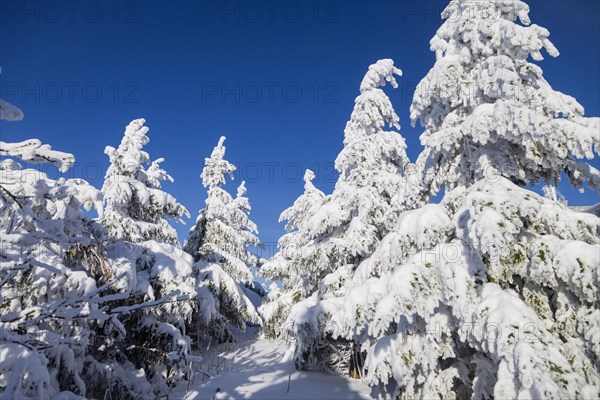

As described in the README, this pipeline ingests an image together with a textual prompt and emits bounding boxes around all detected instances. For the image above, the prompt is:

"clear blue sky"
[1,0,599,254]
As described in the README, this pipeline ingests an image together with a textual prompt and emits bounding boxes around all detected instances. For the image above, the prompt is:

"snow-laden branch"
[0,139,75,172]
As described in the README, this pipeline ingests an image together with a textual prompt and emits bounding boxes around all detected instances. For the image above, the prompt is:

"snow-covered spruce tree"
[313,1,599,398]
[184,136,262,343]
[101,118,190,246]
[334,181,599,399]
[284,59,422,374]
[84,239,197,399]
[92,118,197,399]
[258,169,325,338]
[0,101,107,398]
[411,0,599,197]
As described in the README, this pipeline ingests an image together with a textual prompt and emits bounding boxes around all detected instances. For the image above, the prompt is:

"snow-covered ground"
[171,335,379,400]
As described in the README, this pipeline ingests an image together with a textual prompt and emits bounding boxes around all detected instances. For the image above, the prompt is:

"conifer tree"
[101,118,189,246]
[410,0,599,197]
[0,100,107,398]
[306,1,599,398]
[282,59,421,373]
[259,169,325,338]
[96,119,197,398]
[185,137,262,343]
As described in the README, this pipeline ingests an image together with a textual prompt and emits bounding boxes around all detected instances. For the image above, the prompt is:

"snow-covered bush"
[184,137,262,343]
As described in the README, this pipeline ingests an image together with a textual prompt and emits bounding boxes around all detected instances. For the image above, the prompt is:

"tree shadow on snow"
[179,338,379,400]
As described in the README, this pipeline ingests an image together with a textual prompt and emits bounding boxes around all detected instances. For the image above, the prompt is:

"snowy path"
[170,337,377,400]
